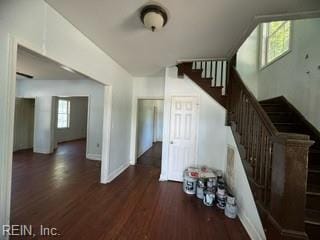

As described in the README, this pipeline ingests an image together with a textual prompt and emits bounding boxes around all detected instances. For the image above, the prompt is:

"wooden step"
[265,111,295,123]
[260,103,288,112]
[305,209,320,239]
[305,209,320,225]
[306,185,320,211]
[273,122,301,133]
[309,150,320,165]
[308,169,320,185]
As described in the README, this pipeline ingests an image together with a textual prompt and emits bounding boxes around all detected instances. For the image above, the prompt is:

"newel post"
[267,133,314,240]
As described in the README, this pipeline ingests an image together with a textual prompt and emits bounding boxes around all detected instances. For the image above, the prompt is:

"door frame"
[130,97,164,165]
[0,35,113,234]
[160,95,200,181]
[51,95,90,156]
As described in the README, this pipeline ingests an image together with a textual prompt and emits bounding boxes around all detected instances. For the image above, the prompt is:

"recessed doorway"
[136,99,164,168]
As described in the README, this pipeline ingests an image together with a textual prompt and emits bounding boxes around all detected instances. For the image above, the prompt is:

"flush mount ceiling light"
[140,4,168,32]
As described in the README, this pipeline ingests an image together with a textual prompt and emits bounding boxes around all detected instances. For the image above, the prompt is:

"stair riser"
[269,116,293,123]
[305,223,320,240]
[274,125,301,133]
[308,172,320,185]
[309,153,320,168]
[261,105,287,112]
[307,194,320,211]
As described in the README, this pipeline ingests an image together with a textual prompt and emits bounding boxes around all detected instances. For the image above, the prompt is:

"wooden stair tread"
[305,209,320,225]
[265,111,292,115]
[273,122,298,125]
[307,184,320,195]
[309,168,320,173]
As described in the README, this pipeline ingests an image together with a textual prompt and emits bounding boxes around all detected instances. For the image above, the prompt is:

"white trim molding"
[129,96,164,166]
[0,34,17,240]
[86,153,102,161]
[238,211,266,240]
[100,85,113,184]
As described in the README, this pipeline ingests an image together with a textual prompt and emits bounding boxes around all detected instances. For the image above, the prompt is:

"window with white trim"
[57,99,70,128]
[260,21,291,67]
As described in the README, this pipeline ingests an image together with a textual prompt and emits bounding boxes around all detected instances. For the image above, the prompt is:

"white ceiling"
[46,0,320,76]
[17,46,88,80]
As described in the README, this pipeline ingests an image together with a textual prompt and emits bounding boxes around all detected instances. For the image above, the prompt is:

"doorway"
[53,96,89,150]
[136,99,164,168]
[13,98,35,152]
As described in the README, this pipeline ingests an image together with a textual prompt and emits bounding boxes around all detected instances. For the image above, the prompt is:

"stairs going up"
[260,96,320,240]
[177,61,228,108]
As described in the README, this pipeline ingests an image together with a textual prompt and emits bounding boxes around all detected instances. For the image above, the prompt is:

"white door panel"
[168,97,198,181]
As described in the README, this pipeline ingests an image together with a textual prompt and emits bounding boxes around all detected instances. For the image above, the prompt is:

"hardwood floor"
[10,140,249,240]
[137,142,162,168]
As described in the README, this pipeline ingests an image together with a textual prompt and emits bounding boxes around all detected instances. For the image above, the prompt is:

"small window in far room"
[57,99,70,128]
[260,21,291,68]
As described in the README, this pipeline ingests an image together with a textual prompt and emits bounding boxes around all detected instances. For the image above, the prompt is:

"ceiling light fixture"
[140,4,168,32]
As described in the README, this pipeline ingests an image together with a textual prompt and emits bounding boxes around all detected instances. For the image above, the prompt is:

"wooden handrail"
[230,67,278,135]
[227,66,313,240]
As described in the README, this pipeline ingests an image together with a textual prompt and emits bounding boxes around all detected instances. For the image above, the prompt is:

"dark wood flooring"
[10,140,249,240]
[137,142,162,168]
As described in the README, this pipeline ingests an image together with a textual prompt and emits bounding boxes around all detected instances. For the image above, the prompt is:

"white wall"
[258,18,320,130]
[226,128,266,240]
[13,98,34,151]
[130,76,165,164]
[133,76,165,98]
[33,96,56,154]
[137,100,155,157]
[160,67,228,180]
[236,28,259,96]
[16,79,104,159]
[0,0,133,230]
[55,97,88,143]
[237,18,320,131]
[154,100,164,142]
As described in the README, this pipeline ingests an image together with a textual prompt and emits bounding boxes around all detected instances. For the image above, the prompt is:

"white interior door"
[168,96,198,181]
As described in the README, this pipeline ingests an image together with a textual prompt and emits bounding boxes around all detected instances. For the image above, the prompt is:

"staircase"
[177,60,317,240]
[177,60,228,108]
[260,97,320,239]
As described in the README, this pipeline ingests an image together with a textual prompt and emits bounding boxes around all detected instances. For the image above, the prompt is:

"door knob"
[170,141,174,144]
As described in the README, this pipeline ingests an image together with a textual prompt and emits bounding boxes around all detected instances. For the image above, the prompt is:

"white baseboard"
[86,153,101,161]
[159,173,168,181]
[33,148,52,154]
[106,162,130,183]
[238,211,266,240]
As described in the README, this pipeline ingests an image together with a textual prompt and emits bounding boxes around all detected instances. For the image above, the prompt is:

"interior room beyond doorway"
[136,99,164,168]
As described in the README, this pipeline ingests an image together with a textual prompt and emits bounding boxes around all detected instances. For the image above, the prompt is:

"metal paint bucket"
[183,171,197,195]
[225,194,237,219]
[206,177,217,189]
[203,189,215,206]
[196,179,205,199]
[216,185,227,209]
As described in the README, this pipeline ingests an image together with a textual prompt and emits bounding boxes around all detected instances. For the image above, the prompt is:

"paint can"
[196,179,205,199]
[226,194,236,205]
[203,189,215,207]
[216,185,227,209]
[183,171,197,195]
[225,194,237,219]
[206,177,217,189]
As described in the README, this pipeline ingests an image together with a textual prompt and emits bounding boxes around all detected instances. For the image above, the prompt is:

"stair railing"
[191,60,229,94]
[227,66,314,239]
